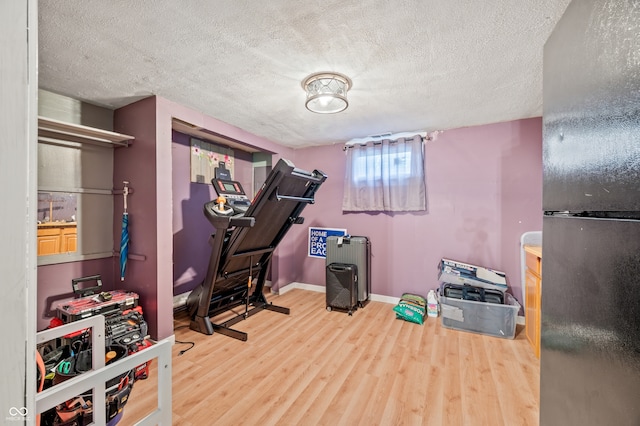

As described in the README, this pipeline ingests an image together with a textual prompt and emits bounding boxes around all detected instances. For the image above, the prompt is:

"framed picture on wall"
[190,137,234,183]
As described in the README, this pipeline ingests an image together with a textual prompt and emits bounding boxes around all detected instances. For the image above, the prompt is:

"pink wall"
[171,130,254,295]
[36,97,541,336]
[158,97,290,157]
[288,118,543,303]
[37,259,114,330]
[112,96,174,340]
[157,96,296,294]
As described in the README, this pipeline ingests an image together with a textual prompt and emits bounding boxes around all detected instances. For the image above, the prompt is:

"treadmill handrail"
[203,199,256,229]
[274,188,316,203]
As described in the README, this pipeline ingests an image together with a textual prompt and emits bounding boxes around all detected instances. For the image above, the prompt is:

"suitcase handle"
[72,274,103,297]
[327,263,358,282]
[330,264,348,271]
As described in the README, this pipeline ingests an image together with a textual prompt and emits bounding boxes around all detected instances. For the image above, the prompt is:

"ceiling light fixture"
[302,72,352,114]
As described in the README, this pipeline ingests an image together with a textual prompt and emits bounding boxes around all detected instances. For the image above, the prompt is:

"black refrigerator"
[540,1,640,425]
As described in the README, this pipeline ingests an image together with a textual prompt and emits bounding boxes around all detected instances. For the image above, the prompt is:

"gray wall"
[39,89,114,131]
[1,0,37,422]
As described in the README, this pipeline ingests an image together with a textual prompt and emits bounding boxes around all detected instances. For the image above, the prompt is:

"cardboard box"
[439,258,508,292]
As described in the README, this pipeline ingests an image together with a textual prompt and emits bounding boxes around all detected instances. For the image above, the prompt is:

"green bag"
[393,293,427,325]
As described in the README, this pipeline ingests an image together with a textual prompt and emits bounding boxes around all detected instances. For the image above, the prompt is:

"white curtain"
[342,135,427,212]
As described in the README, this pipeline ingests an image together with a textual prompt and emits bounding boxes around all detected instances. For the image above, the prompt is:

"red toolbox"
[56,289,139,322]
[55,275,139,322]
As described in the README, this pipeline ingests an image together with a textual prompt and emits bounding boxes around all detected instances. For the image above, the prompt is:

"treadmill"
[186,158,327,340]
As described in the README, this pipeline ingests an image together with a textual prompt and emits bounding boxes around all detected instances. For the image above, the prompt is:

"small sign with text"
[308,227,347,258]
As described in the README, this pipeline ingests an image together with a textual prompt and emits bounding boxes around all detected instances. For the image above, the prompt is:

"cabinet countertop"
[38,222,77,229]
[524,244,542,258]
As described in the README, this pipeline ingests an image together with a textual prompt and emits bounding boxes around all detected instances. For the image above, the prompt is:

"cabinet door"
[61,232,77,253]
[525,269,540,357]
[37,228,60,255]
[534,275,541,358]
[60,226,77,253]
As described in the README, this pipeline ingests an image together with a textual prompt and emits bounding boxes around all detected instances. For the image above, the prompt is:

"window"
[352,149,413,183]
[342,135,426,212]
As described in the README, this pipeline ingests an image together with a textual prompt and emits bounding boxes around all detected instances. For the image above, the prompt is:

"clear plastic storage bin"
[440,292,520,339]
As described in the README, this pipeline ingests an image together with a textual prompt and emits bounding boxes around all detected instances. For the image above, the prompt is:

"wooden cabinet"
[37,227,61,256]
[60,226,77,252]
[524,245,542,358]
[37,223,77,256]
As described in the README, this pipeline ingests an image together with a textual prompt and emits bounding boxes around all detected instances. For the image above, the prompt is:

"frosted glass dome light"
[302,72,352,114]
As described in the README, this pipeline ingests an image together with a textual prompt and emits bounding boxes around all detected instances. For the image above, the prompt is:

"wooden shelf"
[38,116,134,147]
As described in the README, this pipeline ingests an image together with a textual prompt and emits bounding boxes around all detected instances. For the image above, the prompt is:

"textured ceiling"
[38,0,571,149]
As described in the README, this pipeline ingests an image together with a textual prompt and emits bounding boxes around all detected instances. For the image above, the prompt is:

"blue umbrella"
[120,182,130,281]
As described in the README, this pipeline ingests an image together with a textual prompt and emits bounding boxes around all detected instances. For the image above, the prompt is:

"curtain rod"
[342,130,442,151]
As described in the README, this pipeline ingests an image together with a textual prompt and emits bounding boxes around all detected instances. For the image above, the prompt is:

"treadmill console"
[210,178,251,216]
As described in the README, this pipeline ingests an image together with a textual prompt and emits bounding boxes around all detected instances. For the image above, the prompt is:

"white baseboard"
[277,283,527,325]
[278,282,400,305]
[279,282,325,295]
[370,294,401,305]
[173,291,191,310]
[176,284,526,325]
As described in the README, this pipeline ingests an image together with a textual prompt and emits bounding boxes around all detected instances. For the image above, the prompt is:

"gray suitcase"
[326,236,370,306]
[326,263,358,315]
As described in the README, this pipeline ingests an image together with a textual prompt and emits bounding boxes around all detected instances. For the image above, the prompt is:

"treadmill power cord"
[176,339,195,356]
[173,324,195,355]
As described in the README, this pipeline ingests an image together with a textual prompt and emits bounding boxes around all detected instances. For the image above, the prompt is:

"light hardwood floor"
[122,289,540,425]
